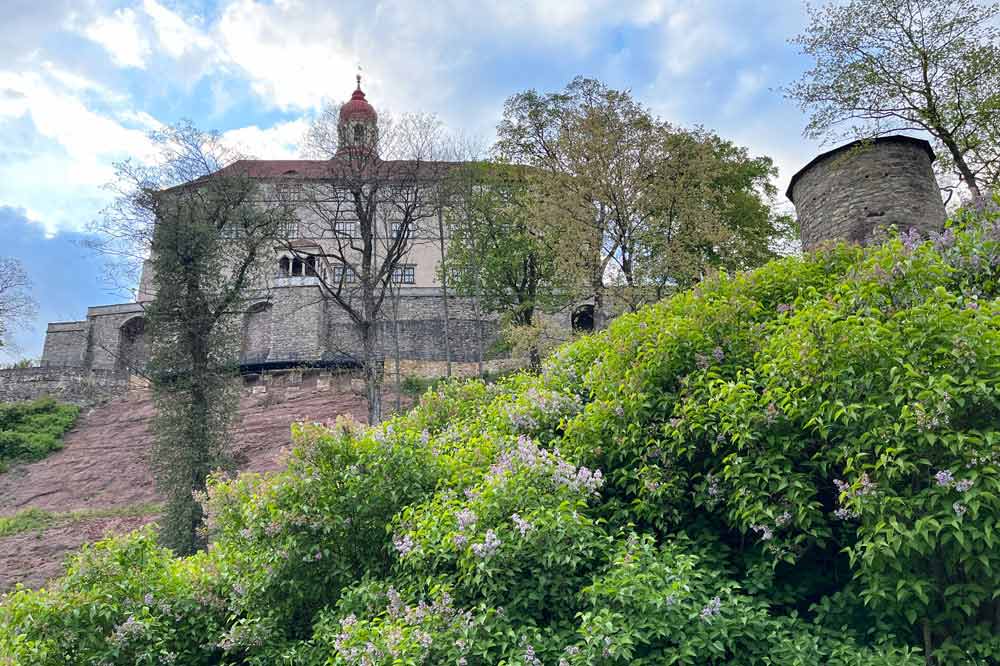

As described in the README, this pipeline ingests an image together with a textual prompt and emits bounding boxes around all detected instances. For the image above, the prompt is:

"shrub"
[5,212,1000,666]
[0,397,78,470]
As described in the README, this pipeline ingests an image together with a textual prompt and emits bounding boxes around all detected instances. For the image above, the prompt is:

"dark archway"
[571,305,595,333]
[116,316,148,374]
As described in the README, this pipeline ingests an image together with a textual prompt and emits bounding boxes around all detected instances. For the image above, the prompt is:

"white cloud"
[142,0,216,60]
[216,0,356,112]
[0,66,158,234]
[83,7,152,69]
[223,118,310,159]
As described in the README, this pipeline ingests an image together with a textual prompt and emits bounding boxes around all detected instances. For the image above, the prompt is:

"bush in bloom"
[4,209,1000,665]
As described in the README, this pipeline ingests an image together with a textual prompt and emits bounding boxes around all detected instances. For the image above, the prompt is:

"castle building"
[41,79,572,378]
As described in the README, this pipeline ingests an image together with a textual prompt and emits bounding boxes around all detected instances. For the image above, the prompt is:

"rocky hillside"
[0,382,400,591]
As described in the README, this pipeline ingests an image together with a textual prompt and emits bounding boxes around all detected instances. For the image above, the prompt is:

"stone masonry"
[787,135,946,250]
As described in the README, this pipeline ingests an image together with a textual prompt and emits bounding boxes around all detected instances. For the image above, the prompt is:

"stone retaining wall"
[0,367,128,405]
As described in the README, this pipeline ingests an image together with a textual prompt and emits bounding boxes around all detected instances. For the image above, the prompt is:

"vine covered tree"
[97,122,290,553]
[786,0,1000,199]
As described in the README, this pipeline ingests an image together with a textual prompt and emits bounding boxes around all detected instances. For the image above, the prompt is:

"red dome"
[339,79,377,122]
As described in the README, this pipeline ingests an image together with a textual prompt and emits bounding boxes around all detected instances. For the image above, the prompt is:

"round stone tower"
[786,135,946,250]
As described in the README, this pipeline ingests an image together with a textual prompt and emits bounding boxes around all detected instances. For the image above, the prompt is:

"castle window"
[278,257,290,277]
[291,258,304,277]
[332,264,357,283]
[334,221,356,237]
[305,256,317,277]
[277,219,299,239]
[354,124,366,144]
[390,221,405,238]
[391,264,416,285]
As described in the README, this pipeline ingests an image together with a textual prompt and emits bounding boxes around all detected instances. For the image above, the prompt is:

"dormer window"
[354,124,366,144]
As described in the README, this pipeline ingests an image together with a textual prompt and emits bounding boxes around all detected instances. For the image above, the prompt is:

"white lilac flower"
[953,502,967,517]
[955,479,974,492]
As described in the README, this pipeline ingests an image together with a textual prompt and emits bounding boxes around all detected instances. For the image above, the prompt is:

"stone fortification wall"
[41,322,90,368]
[0,367,128,406]
[787,136,946,251]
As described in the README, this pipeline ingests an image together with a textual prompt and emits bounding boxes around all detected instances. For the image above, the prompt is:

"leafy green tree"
[101,122,290,554]
[497,77,791,320]
[442,162,571,369]
[786,0,1000,199]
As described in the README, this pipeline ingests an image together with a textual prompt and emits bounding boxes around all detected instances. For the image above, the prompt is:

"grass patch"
[0,503,162,538]
[0,397,79,472]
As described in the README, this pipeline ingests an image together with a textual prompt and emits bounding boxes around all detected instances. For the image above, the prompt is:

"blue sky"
[1,0,826,358]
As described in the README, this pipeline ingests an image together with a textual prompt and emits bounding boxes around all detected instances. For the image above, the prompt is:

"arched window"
[354,124,366,144]
[116,316,148,375]
[305,256,317,276]
[291,258,303,276]
[279,257,290,277]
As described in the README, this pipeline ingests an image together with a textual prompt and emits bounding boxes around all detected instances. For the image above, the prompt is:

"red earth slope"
[0,384,394,592]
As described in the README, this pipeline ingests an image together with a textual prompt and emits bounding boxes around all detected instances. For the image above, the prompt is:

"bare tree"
[288,111,451,423]
[0,257,37,355]
[785,0,1000,200]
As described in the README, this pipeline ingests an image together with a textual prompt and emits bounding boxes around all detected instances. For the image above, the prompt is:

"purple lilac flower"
[393,534,416,557]
[472,530,501,558]
[713,346,725,362]
[931,228,955,252]
[776,303,792,314]
[901,227,923,251]
[511,513,532,536]
[453,533,468,547]
[955,479,974,492]
[700,596,722,620]
[456,508,477,530]
[935,469,955,487]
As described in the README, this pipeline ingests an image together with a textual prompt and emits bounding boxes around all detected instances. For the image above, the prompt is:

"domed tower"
[787,135,946,251]
[337,74,378,157]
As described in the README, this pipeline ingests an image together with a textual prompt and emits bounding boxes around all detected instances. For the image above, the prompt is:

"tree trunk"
[437,206,453,377]
[939,132,982,199]
[392,288,401,413]
[362,324,383,424]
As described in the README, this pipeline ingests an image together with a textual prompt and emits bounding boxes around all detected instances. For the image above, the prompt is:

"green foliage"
[5,211,1000,665]
[0,397,78,471]
[0,528,227,666]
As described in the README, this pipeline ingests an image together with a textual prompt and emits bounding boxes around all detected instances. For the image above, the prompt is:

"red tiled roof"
[218,158,464,180]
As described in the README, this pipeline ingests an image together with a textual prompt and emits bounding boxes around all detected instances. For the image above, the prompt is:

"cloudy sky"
[1,0,827,358]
